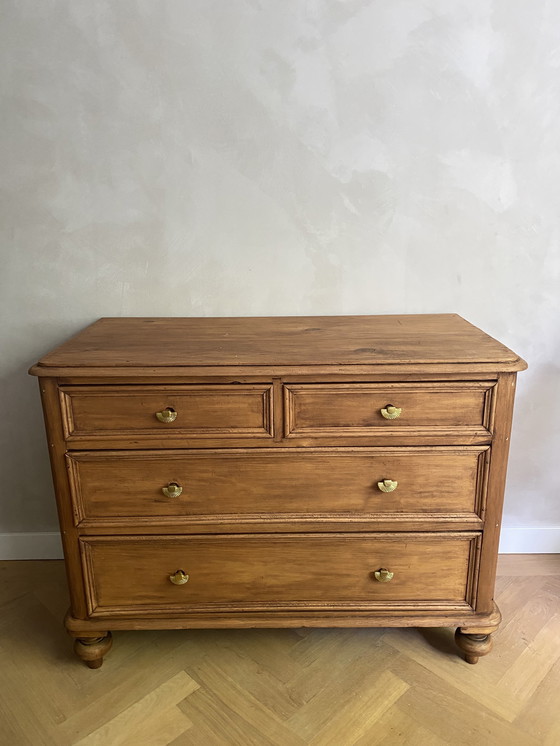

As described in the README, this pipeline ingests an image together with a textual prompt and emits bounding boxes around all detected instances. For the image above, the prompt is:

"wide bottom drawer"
[80,533,480,616]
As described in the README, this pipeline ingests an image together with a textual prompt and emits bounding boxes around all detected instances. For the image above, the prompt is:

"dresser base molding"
[64,604,501,667]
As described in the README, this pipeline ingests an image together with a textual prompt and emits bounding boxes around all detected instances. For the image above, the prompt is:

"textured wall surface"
[1,1,559,544]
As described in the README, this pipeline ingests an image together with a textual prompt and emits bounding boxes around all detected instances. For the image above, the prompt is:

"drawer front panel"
[81,533,479,615]
[60,385,273,441]
[284,382,493,437]
[68,447,487,523]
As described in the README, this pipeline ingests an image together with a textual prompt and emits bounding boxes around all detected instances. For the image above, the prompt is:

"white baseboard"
[0,532,63,560]
[0,529,558,560]
[499,527,560,554]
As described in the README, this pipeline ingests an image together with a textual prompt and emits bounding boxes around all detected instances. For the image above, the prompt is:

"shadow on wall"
[505,351,560,529]
[0,321,95,536]
[0,364,59,532]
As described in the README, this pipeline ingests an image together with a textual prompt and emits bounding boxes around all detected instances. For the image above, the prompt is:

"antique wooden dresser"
[30,315,526,668]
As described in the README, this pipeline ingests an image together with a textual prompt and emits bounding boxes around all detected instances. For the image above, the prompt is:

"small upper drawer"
[60,385,274,444]
[284,382,494,441]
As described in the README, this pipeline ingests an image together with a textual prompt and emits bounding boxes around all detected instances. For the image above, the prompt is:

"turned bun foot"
[74,632,113,669]
[455,629,493,664]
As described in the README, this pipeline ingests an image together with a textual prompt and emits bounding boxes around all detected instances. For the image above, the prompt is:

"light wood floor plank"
[74,671,198,746]
[121,706,193,746]
[389,654,541,746]
[285,636,402,740]
[198,641,307,719]
[493,574,546,624]
[177,686,291,746]
[512,655,560,744]
[307,669,409,746]
[497,613,560,701]
[497,554,560,576]
[354,705,451,746]
[184,658,306,746]
[381,625,523,721]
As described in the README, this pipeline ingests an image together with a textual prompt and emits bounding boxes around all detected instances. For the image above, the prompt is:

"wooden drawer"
[68,447,487,525]
[284,382,493,440]
[80,533,479,616]
[60,385,274,444]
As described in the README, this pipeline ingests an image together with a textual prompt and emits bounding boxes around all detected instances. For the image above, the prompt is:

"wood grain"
[60,384,274,441]
[67,447,487,523]
[284,382,492,435]
[30,315,527,371]
[79,533,479,615]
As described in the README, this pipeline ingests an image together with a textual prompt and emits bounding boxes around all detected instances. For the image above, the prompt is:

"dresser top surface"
[31,314,526,374]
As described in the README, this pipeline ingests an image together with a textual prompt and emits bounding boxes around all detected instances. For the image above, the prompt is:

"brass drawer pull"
[156,407,177,423]
[162,482,183,498]
[374,568,394,583]
[380,405,401,420]
[169,570,189,585]
[377,479,398,493]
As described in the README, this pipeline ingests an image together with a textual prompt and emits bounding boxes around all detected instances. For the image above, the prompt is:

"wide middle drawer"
[67,447,487,522]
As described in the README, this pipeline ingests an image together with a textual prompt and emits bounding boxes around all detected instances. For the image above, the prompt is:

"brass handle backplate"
[380,405,402,420]
[169,570,189,585]
[374,568,394,583]
[162,482,183,498]
[156,407,177,423]
[377,479,398,493]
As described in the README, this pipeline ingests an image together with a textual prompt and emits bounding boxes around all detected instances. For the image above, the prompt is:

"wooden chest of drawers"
[30,314,526,668]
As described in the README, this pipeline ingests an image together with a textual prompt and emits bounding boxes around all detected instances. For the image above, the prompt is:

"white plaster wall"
[1,1,559,553]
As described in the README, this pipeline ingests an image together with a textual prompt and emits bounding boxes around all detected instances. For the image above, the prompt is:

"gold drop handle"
[162,482,183,498]
[156,407,177,423]
[380,405,401,420]
[377,479,398,493]
[374,568,394,583]
[169,570,189,585]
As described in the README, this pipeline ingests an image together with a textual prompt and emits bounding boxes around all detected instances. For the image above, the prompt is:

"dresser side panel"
[476,372,518,612]
[38,378,88,618]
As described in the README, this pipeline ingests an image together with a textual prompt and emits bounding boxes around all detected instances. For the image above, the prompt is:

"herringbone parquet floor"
[1,555,559,745]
